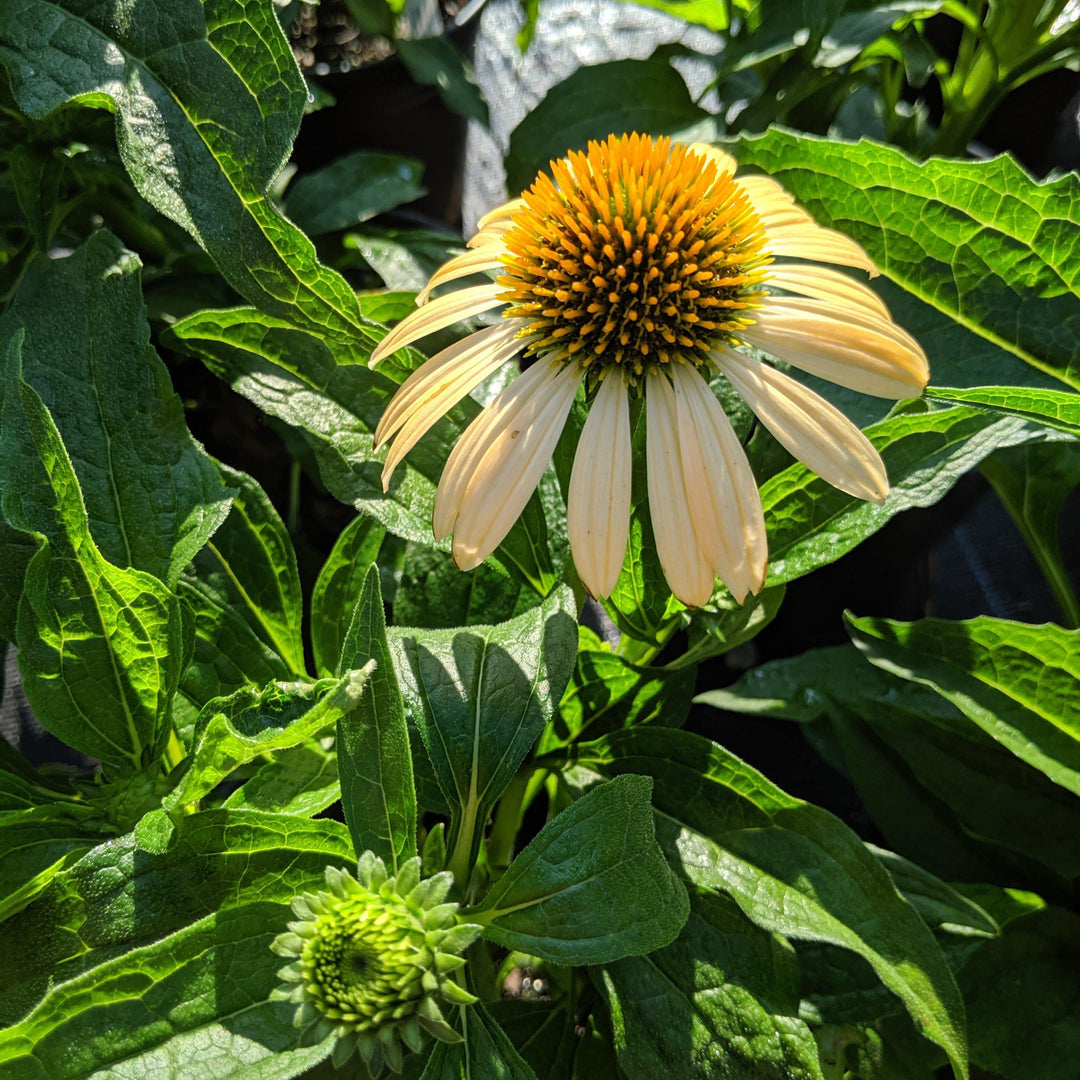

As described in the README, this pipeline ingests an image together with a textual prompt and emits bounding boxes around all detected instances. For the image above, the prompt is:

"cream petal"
[645,368,716,608]
[715,346,889,503]
[467,221,513,249]
[763,223,878,276]
[765,263,891,320]
[416,245,507,305]
[369,284,505,366]
[431,357,573,541]
[669,363,766,602]
[377,324,525,489]
[476,198,525,232]
[734,174,800,219]
[567,373,632,599]
[742,299,929,399]
[449,362,584,570]
[376,323,523,446]
[689,143,737,177]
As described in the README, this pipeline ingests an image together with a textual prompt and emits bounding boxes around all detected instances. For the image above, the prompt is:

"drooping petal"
[733,174,799,219]
[714,346,889,503]
[416,244,507,305]
[476,198,526,232]
[369,284,505,366]
[645,368,716,608]
[447,361,584,570]
[567,372,632,598]
[669,363,767,602]
[765,262,891,320]
[760,222,878,276]
[742,296,929,398]
[376,323,525,489]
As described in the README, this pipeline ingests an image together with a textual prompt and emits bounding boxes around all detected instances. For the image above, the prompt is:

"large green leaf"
[468,775,689,966]
[729,130,1080,391]
[505,58,710,194]
[927,384,1080,439]
[702,644,1080,884]
[168,306,561,593]
[761,402,1041,586]
[0,807,352,1077]
[389,587,577,874]
[0,231,232,588]
[0,0,375,343]
[311,513,386,677]
[566,728,969,1079]
[847,614,1080,796]
[165,669,372,812]
[1,360,185,772]
[0,808,353,1027]
[337,566,417,870]
[596,893,824,1080]
[183,464,306,677]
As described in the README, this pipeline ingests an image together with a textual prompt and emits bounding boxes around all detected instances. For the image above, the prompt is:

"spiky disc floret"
[272,853,482,1077]
[497,133,770,379]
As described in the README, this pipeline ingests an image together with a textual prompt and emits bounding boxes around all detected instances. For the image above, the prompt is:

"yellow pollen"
[496,133,769,380]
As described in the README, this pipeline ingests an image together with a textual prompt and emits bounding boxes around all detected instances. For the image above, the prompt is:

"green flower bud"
[272,852,482,1076]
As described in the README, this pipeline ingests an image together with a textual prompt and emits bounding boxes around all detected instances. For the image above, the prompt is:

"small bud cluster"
[272,852,481,1076]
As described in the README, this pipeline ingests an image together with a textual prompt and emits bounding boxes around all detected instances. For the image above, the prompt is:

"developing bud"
[272,852,481,1075]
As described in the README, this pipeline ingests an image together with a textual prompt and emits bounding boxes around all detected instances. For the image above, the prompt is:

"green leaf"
[596,894,825,1080]
[0,231,233,588]
[867,846,998,938]
[392,542,531,630]
[311,512,387,677]
[505,59,710,194]
[420,1003,538,1080]
[539,628,696,751]
[167,306,561,593]
[1,361,185,773]
[397,37,490,127]
[223,739,341,817]
[165,668,373,811]
[0,0,377,344]
[567,728,969,1079]
[337,566,418,870]
[728,130,1080,392]
[468,774,689,965]
[183,463,306,677]
[980,441,1080,627]
[761,402,1042,586]
[926,384,1080,438]
[702,644,1080,883]
[389,587,577,873]
[284,151,426,236]
[847,614,1080,796]
[0,903,334,1080]
[0,511,34,644]
[0,807,353,1029]
[958,907,1080,1080]
[0,805,103,916]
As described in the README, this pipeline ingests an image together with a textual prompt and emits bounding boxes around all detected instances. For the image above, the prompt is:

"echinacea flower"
[272,854,481,1076]
[370,133,928,607]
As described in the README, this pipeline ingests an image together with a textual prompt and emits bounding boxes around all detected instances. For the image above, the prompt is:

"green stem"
[447,798,480,893]
[486,772,529,874]
[163,729,186,771]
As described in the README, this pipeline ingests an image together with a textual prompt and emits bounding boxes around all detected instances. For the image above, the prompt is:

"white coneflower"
[369,133,928,607]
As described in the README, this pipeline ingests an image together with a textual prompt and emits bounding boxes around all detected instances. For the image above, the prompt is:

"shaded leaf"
[390,587,577,871]
[337,566,418,870]
[469,774,689,965]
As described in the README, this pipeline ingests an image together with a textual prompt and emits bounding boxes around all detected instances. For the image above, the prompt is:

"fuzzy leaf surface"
[469,774,689,965]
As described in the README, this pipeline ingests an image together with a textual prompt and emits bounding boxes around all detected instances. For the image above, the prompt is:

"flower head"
[370,133,928,606]
[272,853,481,1076]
